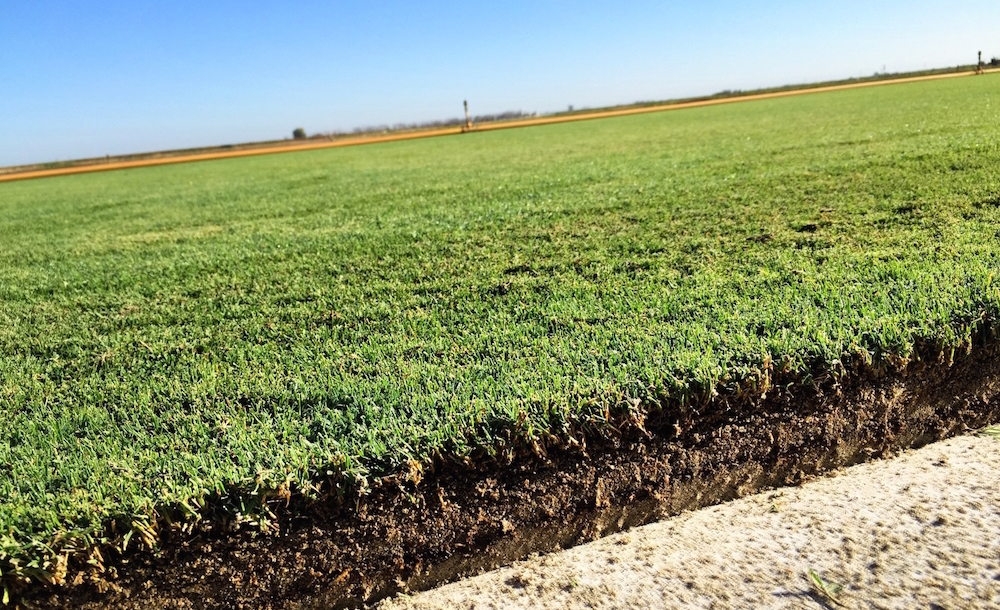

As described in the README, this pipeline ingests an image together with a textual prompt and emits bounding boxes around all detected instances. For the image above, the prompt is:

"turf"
[2,74,1000,579]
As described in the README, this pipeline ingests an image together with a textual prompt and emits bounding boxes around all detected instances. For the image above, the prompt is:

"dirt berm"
[15,344,1000,609]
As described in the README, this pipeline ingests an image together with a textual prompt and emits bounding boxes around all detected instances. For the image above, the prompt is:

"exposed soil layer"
[15,346,1000,609]
[381,434,1000,609]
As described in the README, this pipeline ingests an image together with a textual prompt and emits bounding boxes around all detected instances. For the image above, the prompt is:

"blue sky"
[2,1,998,167]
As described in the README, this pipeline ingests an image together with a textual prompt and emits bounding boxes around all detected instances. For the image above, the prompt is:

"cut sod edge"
[7,332,1000,608]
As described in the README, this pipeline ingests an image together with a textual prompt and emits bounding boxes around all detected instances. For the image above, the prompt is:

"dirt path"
[3,70,997,184]
[380,433,1000,610]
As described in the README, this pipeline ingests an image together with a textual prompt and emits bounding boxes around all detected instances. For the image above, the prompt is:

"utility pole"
[463,100,473,132]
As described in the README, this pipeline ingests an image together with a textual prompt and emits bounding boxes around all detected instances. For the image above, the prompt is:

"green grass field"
[2,74,1000,581]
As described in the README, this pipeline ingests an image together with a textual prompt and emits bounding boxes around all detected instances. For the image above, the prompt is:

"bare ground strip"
[380,434,1000,609]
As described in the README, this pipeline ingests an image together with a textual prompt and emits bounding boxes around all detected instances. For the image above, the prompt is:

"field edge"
[3,66,997,184]
[12,340,1000,609]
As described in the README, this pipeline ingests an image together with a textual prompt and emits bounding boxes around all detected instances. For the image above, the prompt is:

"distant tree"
[992,57,1000,67]
[292,128,307,140]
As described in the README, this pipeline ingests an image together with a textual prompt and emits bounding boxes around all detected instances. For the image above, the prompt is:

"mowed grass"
[2,75,1000,575]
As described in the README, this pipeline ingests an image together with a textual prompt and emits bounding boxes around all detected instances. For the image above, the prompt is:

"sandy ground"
[379,433,1000,610]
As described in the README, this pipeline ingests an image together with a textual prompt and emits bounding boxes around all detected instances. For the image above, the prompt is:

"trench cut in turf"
[2,73,1000,578]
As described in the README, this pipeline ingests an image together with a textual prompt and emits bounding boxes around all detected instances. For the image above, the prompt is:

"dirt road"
[3,69,996,184]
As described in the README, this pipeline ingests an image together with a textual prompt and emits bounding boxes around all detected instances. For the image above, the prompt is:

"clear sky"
[2,1,999,167]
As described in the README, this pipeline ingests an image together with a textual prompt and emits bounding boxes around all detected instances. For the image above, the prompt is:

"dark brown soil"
[15,346,1000,610]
